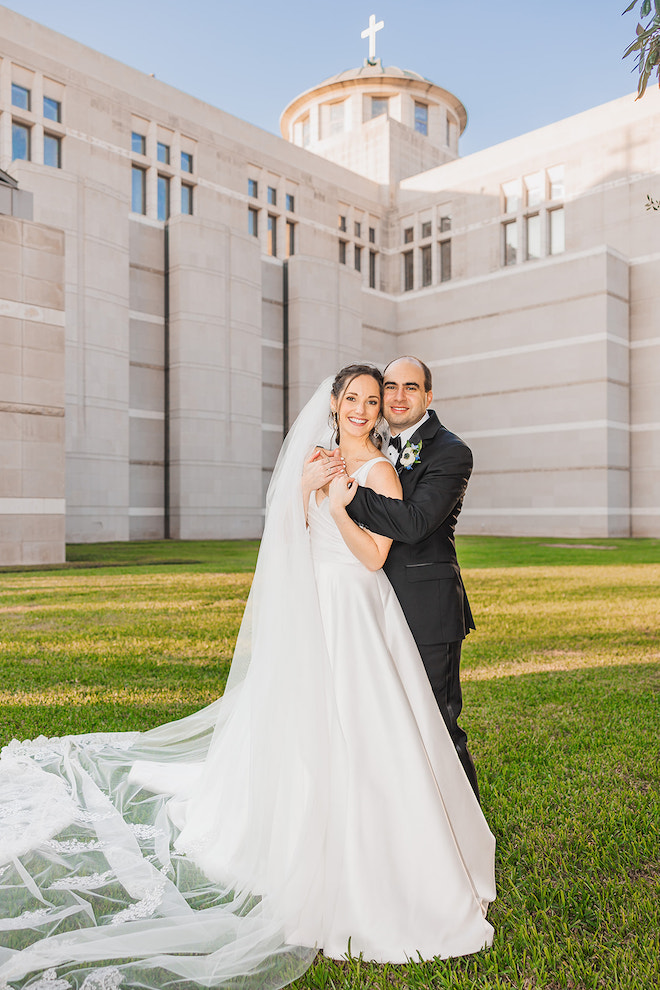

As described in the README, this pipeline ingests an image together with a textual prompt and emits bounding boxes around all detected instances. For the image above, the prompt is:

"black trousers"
[417,640,480,802]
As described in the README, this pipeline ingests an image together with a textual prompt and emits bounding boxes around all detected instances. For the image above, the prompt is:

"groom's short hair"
[384,356,433,394]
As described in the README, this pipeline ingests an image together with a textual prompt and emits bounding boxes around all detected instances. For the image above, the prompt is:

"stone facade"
[0,6,659,562]
[0,171,65,563]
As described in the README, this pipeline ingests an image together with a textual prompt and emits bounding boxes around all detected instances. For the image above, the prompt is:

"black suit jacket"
[347,410,475,646]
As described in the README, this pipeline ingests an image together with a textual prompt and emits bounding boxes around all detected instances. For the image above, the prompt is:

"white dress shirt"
[387,411,430,466]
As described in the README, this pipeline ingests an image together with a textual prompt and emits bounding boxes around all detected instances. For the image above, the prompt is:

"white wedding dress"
[0,381,495,990]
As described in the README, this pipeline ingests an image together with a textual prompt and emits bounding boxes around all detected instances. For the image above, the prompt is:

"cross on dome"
[361,14,384,64]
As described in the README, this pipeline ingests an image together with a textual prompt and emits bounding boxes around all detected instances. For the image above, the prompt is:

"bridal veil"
[0,379,337,990]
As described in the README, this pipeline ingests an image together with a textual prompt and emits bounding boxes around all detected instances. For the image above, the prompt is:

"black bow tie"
[389,435,403,453]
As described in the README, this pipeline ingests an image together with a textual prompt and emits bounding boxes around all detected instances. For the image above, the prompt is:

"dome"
[281,63,467,138]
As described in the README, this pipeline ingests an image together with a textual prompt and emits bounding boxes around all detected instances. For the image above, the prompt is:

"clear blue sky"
[4,1,642,156]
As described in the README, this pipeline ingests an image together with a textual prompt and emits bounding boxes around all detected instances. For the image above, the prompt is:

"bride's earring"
[372,416,385,449]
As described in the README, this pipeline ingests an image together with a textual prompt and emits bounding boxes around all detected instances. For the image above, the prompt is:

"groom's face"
[383,359,432,434]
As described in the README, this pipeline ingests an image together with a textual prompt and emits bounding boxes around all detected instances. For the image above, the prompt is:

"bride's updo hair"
[330,363,384,448]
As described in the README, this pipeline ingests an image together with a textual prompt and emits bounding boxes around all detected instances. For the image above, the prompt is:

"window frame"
[421,244,432,287]
[503,220,518,266]
[267,214,277,257]
[403,250,414,292]
[548,207,565,256]
[286,219,295,258]
[371,96,388,119]
[43,96,61,123]
[181,183,194,216]
[414,102,428,136]
[525,213,542,260]
[248,207,259,238]
[43,132,62,169]
[440,239,452,283]
[11,83,30,111]
[131,165,147,215]
[157,173,171,221]
[11,120,31,162]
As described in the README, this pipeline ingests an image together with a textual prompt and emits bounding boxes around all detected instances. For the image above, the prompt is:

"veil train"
[0,380,337,990]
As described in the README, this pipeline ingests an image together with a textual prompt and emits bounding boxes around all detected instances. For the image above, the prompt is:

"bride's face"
[332,374,382,440]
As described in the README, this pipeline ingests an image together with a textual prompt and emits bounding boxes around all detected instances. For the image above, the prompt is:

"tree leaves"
[623,0,660,98]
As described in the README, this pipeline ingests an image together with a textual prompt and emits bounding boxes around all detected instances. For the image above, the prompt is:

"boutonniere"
[399,440,422,470]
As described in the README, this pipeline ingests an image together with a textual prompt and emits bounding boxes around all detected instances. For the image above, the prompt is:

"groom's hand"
[303,447,346,493]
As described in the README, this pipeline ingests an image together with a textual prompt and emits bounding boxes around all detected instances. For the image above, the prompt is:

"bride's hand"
[302,448,345,493]
[328,472,357,511]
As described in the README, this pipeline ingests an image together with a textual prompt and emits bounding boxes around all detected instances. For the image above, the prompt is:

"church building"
[1,6,659,564]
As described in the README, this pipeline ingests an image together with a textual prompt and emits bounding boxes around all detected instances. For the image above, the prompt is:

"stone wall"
[0,214,65,564]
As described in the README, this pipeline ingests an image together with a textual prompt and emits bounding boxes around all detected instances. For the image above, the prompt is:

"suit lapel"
[396,411,441,476]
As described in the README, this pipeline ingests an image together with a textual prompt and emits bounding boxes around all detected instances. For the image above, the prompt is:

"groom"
[345,356,480,801]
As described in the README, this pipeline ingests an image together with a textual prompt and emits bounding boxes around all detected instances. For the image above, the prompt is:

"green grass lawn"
[1,537,658,989]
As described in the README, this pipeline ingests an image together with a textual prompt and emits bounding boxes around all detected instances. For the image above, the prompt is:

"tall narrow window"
[248,178,258,198]
[548,165,565,201]
[267,186,277,206]
[329,102,345,136]
[403,227,414,244]
[157,174,170,221]
[414,102,428,136]
[267,214,277,256]
[12,122,30,161]
[503,221,517,266]
[371,97,388,118]
[369,250,377,289]
[338,215,347,232]
[421,221,432,239]
[248,207,259,237]
[286,193,295,212]
[369,227,376,243]
[157,142,170,165]
[181,152,193,173]
[354,221,362,238]
[339,240,347,265]
[43,97,61,122]
[286,220,295,257]
[421,245,432,287]
[181,184,193,215]
[440,240,451,282]
[11,83,30,110]
[439,215,451,233]
[503,181,520,214]
[131,132,146,155]
[549,208,565,255]
[43,133,62,168]
[131,166,146,214]
[525,172,545,208]
[526,214,541,260]
[355,245,362,273]
[403,251,414,292]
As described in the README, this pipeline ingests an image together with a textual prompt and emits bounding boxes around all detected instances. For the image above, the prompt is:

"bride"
[0,364,495,990]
